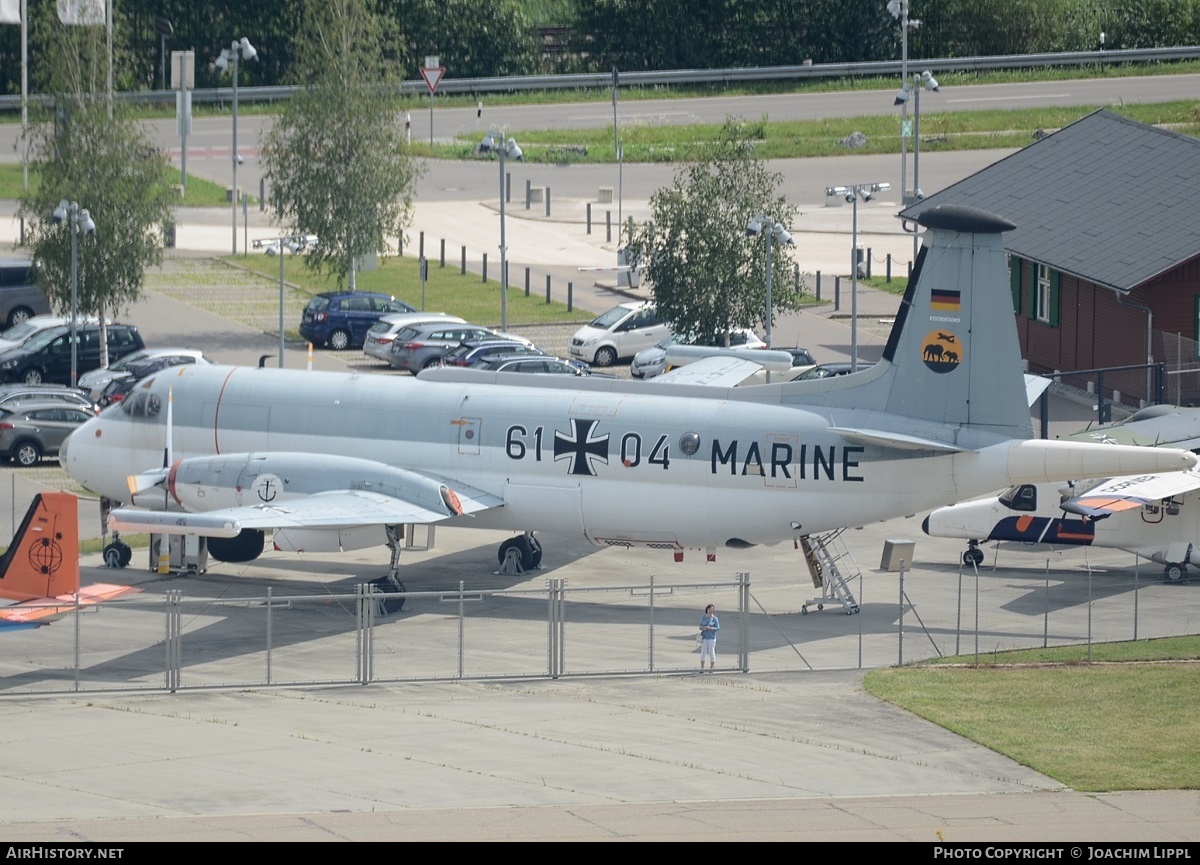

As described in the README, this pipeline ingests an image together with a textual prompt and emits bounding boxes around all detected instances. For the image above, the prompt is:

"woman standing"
[699,604,719,672]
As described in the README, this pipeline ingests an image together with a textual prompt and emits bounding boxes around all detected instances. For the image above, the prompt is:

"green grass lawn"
[0,165,249,208]
[232,252,585,329]
[864,636,1200,791]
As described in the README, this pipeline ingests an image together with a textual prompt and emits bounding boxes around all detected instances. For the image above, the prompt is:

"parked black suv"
[0,324,145,385]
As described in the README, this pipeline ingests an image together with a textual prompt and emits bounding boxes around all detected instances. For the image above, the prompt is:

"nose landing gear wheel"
[1164,563,1187,582]
[103,541,132,569]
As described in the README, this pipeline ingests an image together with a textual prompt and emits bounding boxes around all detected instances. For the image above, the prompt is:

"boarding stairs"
[799,530,861,615]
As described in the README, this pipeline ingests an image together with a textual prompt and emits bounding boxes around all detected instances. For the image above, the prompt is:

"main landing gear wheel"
[1164,563,1187,582]
[103,541,132,569]
[498,535,538,572]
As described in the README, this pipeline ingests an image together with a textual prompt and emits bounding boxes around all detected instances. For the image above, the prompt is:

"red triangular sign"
[420,67,446,94]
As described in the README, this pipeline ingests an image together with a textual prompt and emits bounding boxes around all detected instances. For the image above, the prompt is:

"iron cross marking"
[553,419,610,476]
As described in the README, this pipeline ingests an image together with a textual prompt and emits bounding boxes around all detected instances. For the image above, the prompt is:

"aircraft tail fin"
[796,205,1028,441]
[881,205,1025,436]
[0,492,80,602]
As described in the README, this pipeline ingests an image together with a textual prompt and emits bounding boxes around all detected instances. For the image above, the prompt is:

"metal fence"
[2,555,1197,697]
[3,46,1198,111]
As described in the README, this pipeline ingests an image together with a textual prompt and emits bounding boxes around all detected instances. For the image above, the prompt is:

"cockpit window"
[120,378,162,419]
[998,484,1037,511]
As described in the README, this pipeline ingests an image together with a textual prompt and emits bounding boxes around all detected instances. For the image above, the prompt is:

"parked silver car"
[77,347,211,401]
[363,312,466,363]
[477,355,595,376]
[0,401,95,466]
[0,384,95,414]
[388,323,531,373]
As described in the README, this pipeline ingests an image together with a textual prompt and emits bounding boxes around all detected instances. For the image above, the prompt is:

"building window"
[1029,263,1059,327]
[1036,265,1051,322]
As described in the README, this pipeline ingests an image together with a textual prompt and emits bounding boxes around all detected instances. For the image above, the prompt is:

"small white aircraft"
[59,205,1197,580]
[923,406,1200,580]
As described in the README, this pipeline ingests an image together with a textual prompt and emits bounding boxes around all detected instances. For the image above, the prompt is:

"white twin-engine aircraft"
[923,406,1200,581]
[60,205,1197,579]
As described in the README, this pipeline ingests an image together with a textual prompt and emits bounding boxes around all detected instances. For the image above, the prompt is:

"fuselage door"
[455,416,482,455]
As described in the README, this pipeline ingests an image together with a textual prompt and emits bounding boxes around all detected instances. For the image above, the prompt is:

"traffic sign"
[420,66,446,94]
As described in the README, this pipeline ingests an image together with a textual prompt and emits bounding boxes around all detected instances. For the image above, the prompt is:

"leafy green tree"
[624,119,801,346]
[384,0,539,78]
[17,10,176,370]
[262,0,420,290]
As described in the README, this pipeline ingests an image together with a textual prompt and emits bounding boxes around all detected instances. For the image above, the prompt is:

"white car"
[363,312,466,363]
[630,329,767,379]
[567,301,671,367]
[0,314,107,355]
[77,347,211,401]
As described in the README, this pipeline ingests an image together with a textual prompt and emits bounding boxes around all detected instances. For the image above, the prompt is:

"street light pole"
[231,44,238,256]
[481,131,523,332]
[824,183,889,372]
[216,37,256,257]
[498,140,508,331]
[888,0,921,203]
[52,200,97,388]
[746,214,794,383]
[745,214,795,351]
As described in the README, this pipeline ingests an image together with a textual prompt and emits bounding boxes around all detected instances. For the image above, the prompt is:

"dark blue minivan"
[299,291,415,350]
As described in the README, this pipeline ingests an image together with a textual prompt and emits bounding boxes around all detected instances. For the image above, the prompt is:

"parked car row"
[0,344,213,465]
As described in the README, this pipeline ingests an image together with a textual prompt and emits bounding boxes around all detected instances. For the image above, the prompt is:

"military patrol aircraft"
[59,205,1198,579]
[924,406,1200,580]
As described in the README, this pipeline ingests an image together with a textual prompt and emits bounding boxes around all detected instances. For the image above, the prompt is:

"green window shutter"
[1049,270,1060,327]
[1010,255,1022,314]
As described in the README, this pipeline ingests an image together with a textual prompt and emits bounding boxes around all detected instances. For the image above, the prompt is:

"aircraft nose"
[59,431,71,464]
[921,515,930,535]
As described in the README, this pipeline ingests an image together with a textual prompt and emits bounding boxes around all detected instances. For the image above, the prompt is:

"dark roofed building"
[901,109,1200,406]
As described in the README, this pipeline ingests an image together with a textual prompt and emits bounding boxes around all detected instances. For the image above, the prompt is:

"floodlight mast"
[481,131,524,331]
[215,37,256,256]
[51,199,98,387]
[745,214,794,382]
[823,182,890,372]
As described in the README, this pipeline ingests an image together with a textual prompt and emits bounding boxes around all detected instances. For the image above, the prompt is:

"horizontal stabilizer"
[664,345,795,372]
[0,583,140,626]
[654,356,776,387]
[829,427,968,453]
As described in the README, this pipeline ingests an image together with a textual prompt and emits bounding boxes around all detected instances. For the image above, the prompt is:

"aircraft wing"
[1068,407,1200,451]
[0,583,141,628]
[1061,470,1200,517]
[110,484,504,538]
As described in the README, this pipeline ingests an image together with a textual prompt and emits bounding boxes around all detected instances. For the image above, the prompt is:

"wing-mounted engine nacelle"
[168,453,464,516]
